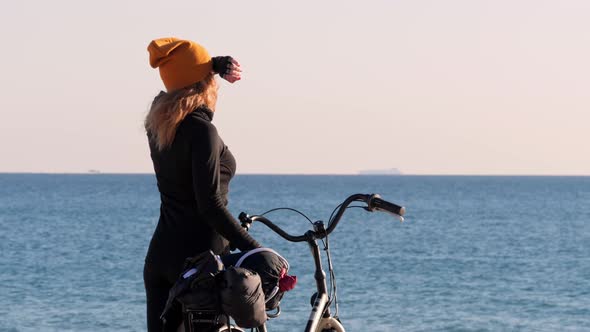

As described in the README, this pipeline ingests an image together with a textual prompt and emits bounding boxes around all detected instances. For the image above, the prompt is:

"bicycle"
[174,193,404,332]
[235,193,406,332]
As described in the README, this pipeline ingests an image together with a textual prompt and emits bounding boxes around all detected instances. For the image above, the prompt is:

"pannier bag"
[161,248,296,331]
[221,248,297,311]
[160,250,224,332]
[218,266,267,328]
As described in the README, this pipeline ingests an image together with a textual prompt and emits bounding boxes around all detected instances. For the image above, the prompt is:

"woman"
[143,37,261,331]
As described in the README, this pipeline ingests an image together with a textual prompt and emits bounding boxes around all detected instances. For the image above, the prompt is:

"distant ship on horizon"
[358,168,402,175]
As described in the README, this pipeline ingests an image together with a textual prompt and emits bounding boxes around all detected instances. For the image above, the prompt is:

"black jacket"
[146,107,259,268]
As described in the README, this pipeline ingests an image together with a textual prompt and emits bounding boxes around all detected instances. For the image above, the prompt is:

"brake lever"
[238,212,253,231]
[389,212,404,223]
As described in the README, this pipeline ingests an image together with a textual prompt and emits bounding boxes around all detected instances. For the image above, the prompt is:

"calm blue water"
[1,174,589,331]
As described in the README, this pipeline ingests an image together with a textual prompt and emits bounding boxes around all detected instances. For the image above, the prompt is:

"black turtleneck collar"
[192,106,214,122]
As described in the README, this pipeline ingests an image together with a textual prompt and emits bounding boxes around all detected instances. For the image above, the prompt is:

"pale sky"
[1,0,588,175]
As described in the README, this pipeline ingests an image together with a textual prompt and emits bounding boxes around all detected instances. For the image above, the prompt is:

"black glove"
[212,56,234,78]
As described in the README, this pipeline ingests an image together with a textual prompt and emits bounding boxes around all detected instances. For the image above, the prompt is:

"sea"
[0,174,589,332]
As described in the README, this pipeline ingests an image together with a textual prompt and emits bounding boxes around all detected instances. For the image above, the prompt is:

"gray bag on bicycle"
[218,266,267,328]
[221,247,294,311]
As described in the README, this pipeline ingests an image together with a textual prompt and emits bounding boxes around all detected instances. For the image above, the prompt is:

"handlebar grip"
[371,196,406,216]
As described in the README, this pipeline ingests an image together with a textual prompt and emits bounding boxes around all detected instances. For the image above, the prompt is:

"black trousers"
[143,260,181,332]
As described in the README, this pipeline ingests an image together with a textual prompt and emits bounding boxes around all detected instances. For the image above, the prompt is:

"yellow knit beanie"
[148,37,212,92]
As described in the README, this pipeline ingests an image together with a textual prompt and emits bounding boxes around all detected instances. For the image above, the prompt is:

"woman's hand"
[212,56,242,83]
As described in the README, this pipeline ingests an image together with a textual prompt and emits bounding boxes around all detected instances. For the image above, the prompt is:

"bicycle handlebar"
[239,213,309,242]
[238,193,405,243]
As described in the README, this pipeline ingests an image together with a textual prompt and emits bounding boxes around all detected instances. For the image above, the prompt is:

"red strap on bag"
[279,268,297,292]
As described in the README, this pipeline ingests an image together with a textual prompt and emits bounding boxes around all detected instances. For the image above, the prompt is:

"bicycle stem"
[306,231,329,304]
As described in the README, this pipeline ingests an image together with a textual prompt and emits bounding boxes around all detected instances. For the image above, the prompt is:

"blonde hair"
[145,74,218,151]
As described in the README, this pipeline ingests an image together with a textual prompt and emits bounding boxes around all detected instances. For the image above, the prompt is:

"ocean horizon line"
[0,172,589,177]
